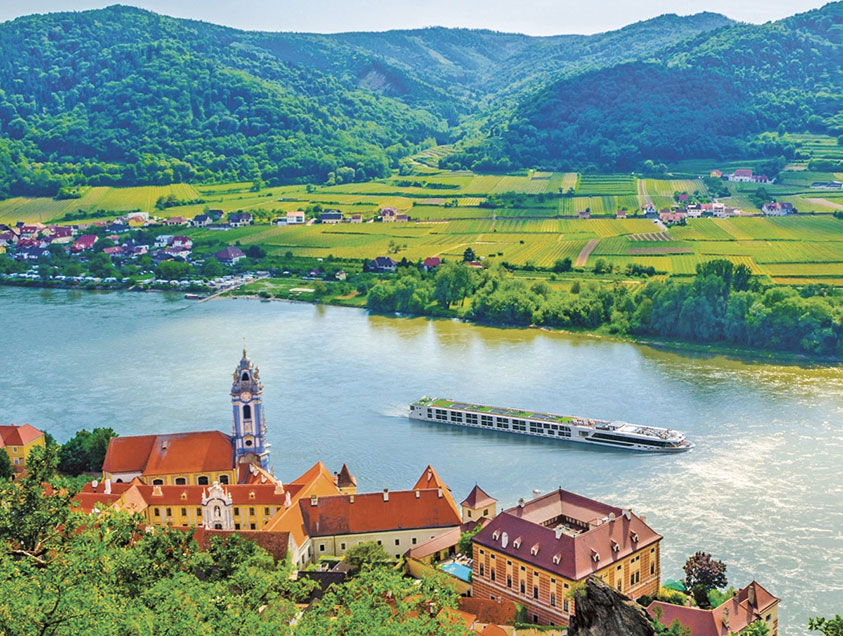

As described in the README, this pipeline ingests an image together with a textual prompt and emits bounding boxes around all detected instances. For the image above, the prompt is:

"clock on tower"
[231,349,270,470]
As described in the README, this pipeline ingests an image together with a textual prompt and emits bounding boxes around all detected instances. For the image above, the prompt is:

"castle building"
[470,489,661,626]
[101,350,270,485]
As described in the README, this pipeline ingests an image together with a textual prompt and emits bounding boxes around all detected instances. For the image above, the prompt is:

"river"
[1,286,841,634]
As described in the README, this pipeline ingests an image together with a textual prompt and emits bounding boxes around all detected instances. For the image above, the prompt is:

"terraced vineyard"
[577,174,637,196]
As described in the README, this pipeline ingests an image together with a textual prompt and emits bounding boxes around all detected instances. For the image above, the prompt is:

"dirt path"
[805,197,843,211]
[637,179,653,208]
[575,239,600,267]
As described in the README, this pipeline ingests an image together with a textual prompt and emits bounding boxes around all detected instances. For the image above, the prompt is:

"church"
[102,349,271,486]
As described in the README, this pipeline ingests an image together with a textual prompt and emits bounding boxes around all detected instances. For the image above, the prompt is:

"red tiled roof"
[102,431,234,476]
[473,489,661,581]
[336,463,357,488]
[461,485,496,510]
[458,597,517,627]
[0,423,45,447]
[301,488,462,537]
[648,581,779,636]
[423,257,441,267]
[194,527,290,562]
[734,169,753,177]
[478,625,508,636]
[407,526,461,559]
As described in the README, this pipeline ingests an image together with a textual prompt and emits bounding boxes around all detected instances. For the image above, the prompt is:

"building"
[163,216,189,226]
[0,423,46,471]
[191,214,212,227]
[810,181,842,189]
[762,201,795,216]
[101,351,270,485]
[395,214,410,222]
[648,581,780,636]
[729,169,755,183]
[348,214,363,224]
[213,246,246,266]
[422,257,441,271]
[320,210,343,224]
[710,170,723,178]
[286,211,305,225]
[616,210,627,219]
[379,207,399,222]
[471,489,661,626]
[208,210,225,222]
[264,465,461,569]
[577,210,590,219]
[228,212,253,228]
[369,256,397,273]
[659,211,686,224]
[461,485,497,523]
[72,234,97,253]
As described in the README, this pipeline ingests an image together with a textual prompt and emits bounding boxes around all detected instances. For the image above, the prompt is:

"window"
[166,508,172,516]
[243,404,251,420]
[197,476,209,485]
[491,570,496,582]
[250,523,256,530]
[152,479,164,485]
[181,508,186,516]
[377,540,382,545]
[550,593,556,607]
[249,507,255,515]
[175,478,186,485]
[564,599,570,613]
[507,575,512,588]
[241,372,249,381]
[340,543,346,551]
[483,509,489,516]
[533,586,539,599]
[468,510,472,518]
[219,475,229,484]
[412,538,417,545]
[630,571,640,585]
[319,544,325,552]
[650,562,655,575]
[234,523,240,530]
[520,581,526,594]
[234,507,239,515]
[153,508,160,516]
[196,508,202,516]
[264,507,269,516]
[479,564,485,577]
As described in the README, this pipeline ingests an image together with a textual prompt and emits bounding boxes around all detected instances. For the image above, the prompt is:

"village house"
[47,226,76,243]
[154,235,175,248]
[762,201,795,216]
[0,232,16,247]
[728,169,771,184]
[659,210,686,224]
[72,234,98,253]
[320,210,343,224]
[191,214,212,227]
[348,214,363,224]
[642,203,657,218]
[648,581,780,636]
[710,170,723,179]
[171,236,192,251]
[0,423,46,471]
[379,207,399,222]
[616,209,627,219]
[369,256,397,273]
[213,246,246,266]
[423,257,441,272]
[163,216,189,226]
[287,210,305,224]
[228,212,253,228]
[470,489,662,626]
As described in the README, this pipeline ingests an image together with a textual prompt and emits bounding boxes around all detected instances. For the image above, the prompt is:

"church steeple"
[231,349,269,470]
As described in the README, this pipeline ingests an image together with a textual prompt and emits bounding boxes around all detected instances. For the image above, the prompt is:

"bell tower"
[231,349,269,470]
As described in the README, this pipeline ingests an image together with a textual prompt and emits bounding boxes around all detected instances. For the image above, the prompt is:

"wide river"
[1,286,841,633]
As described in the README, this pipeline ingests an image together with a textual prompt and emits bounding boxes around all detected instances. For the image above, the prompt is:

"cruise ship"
[409,397,693,452]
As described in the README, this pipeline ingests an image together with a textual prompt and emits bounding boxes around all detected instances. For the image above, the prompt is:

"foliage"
[58,427,118,475]
[0,449,13,480]
[344,541,393,574]
[650,606,692,636]
[457,524,483,555]
[295,568,468,636]
[683,552,728,593]
[809,615,843,636]
[736,621,770,636]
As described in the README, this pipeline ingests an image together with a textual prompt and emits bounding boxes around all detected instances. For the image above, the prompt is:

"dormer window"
[611,540,620,552]
[552,553,562,565]
[630,532,639,543]
[492,530,500,541]
[249,491,255,499]
[530,544,540,556]
[591,550,600,562]
[513,537,522,549]
[180,492,187,501]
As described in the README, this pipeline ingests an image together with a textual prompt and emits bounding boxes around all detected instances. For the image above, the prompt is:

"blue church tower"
[231,350,270,470]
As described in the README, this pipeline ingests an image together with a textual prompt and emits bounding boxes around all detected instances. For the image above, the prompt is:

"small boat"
[184,293,205,300]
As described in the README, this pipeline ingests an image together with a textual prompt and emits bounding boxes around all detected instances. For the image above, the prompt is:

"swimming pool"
[440,561,472,582]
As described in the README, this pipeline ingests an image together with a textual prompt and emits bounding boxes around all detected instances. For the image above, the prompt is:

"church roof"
[102,431,234,476]
[461,485,496,509]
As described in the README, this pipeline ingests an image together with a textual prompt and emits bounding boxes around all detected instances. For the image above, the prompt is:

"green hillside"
[446,2,843,172]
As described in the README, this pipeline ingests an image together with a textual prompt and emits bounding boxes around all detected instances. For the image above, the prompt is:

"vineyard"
[577,174,637,196]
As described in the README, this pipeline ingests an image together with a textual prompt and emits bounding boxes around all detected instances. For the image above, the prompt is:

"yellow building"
[461,485,497,523]
[0,423,46,471]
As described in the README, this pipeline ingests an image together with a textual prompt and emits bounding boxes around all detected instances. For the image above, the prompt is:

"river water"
[1,286,841,633]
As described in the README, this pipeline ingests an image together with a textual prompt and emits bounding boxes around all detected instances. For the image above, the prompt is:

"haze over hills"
[0,3,839,196]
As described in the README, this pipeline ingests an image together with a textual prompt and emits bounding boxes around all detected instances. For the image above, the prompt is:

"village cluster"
[2,352,781,636]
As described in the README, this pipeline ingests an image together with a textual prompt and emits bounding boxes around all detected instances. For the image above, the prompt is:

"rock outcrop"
[567,576,655,636]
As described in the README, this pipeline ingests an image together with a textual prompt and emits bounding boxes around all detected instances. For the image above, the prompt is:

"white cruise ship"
[409,397,693,452]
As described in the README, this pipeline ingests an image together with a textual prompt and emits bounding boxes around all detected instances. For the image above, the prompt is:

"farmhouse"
[616,209,627,219]
[648,581,780,636]
[348,214,363,224]
[423,257,441,271]
[729,169,771,184]
[762,201,795,216]
[287,210,305,224]
[659,211,686,224]
[213,246,246,266]
[228,212,253,227]
[163,216,189,226]
[320,210,343,224]
[72,234,98,253]
[379,207,399,222]
[369,256,397,273]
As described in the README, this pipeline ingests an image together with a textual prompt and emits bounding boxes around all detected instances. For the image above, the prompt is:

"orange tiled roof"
[458,597,517,627]
[648,581,779,636]
[102,431,234,476]
[0,423,44,447]
[336,463,357,488]
[478,625,508,636]
[300,488,462,537]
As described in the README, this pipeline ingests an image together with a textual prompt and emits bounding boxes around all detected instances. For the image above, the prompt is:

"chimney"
[104,479,111,495]
[555,525,564,540]
[333,471,339,485]
[383,488,389,502]
[437,487,443,498]
[415,489,420,499]
[518,497,525,508]
[284,491,291,508]
[349,494,354,503]
[91,480,99,491]
[161,439,168,451]
[310,495,318,507]
[747,584,756,608]
[609,512,616,522]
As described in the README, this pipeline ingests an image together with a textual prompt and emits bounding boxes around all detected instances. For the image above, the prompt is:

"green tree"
[457,523,483,555]
[0,449,13,480]
[462,247,476,262]
[433,262,474,308]
[59,428,117,475]
[344,541,392,574]
[683,552,727,593]
[155,260,192,280]
[736,621,770,636]
[553,257,573,272]
[809,616,843,636]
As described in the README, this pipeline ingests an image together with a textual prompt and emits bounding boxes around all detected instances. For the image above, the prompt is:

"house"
[0,423,46,471]
[685,204,703,218]
[191,214,212,227]
[659,211,686,224]
[228,212,253,228]
[264,465,462,569]
[762,202,795,216]
[19,224,43,239]
[72,234,98,253]
[422,257,441,272]
[48,226,76,243]
[163,246,191,260]
[286,211,305,225]
[710,170,723,178]
[320,210,343,224]
[102,246,125,257]
[577,210,590,219]
[16,246,51,262]
[729,169,755,183]
[163,216,189,226]
[213,246,246,266]
[466,261,484,269]
[461,485,497,523]
[334,270,347,281]
[154,235,175,248]
[127,213,148,228]
[379,207,399,222]
[207,210,225,222]
[471,489,662,626]
[810,181,843,189]
[348,214,363,224]
[369,256,397,273]
[642,203,657,218]
[648,580,780,636]
[752,174,772,184]
[616,209,627,219]
[171,236,192,251]
[677,194,689,203]
[395,214,410,222]
[0,232,16,247]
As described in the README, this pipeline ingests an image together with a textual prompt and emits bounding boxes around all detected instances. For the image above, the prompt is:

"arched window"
[241,372,249,381]
[175,478,186,485]
[152,479,164,485]
[115,479,123,483]
[198,476,209,485]
[219,475,229,485]
[214,523,222,530]
[243,404,252,420]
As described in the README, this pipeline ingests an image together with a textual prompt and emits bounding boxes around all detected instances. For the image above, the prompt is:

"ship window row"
[480,415,494,426]
[466,413,478,424]
[450,412,463,422]
[512,420,527,431]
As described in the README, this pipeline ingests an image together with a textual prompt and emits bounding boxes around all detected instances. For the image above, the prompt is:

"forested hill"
[0,5,733,196]
[445,2,843,172]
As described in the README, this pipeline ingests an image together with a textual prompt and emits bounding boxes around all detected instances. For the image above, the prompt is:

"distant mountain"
[445,3,843,172]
